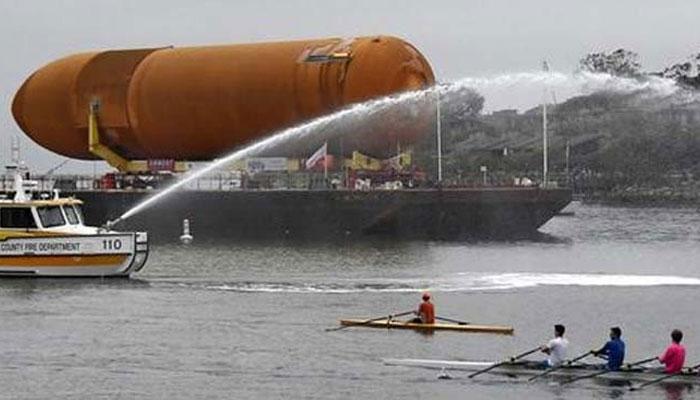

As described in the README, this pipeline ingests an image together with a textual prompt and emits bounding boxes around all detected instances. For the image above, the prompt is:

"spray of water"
[107,70,692,227]
[108,87,436,226]
[451,70,680,96]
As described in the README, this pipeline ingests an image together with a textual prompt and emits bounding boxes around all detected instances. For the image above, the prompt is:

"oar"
[528,350,594,382]
[629,362,700,391]
[325,310,414,332]
[621,356,659,370]
[561,356,658,385]
[435,316,470,325]
[468,346,541,378]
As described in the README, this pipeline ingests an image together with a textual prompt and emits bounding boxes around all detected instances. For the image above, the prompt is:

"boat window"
[63,205,79,225]
[0,207,37,228]
[37,206,66,228]
[72,205,85,224]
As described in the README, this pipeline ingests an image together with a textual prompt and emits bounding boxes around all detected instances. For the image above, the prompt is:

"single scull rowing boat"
[339,319,514,334]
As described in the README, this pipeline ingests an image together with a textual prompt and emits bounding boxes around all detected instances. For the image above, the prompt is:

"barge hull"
[66,187,571,242]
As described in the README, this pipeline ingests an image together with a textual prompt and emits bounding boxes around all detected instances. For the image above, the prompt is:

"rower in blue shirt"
[593,326,626,370]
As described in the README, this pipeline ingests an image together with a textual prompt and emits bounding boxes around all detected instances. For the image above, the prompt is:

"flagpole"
[323,142,328,181]
[436,87,443,183]
[340,137,346,188]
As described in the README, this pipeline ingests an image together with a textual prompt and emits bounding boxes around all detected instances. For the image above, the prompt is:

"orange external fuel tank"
[12,36,435,161]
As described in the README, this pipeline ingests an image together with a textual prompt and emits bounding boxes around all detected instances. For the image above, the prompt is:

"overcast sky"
[1,0,699,172]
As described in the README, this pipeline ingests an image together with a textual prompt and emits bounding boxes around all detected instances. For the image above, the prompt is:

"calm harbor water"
[1,201,700,399]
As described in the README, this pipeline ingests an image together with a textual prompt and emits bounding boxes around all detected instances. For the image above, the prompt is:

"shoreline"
[577,189,700,207]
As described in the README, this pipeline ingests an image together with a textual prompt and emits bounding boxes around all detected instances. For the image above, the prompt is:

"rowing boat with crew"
[382,326,698,391]
[383,359,700,385]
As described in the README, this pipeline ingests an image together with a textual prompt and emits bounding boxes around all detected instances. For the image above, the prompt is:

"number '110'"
[102,239,123,250]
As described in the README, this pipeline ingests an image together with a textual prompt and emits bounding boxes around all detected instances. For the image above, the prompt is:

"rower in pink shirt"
[658,329,686,373]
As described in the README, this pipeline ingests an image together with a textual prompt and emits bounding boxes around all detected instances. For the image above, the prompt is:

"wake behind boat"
[0,174,148,277]
[383,358,699,384]
[339,318,514,334]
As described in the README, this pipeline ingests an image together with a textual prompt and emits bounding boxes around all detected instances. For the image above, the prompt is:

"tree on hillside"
[441,86,484,124]
[660,53,700,89]
[412,87,485,180]
[579,49,642,78]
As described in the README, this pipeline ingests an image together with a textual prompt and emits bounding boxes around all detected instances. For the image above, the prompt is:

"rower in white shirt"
[540,324,569,367]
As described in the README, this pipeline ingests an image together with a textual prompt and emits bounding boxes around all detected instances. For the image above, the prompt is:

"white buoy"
[180,218,193,245]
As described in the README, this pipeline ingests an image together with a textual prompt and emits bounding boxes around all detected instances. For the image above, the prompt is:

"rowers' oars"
[435,316,470,325]
[468,346,542,378]
[325,310,414,332]
[528,350,594,382]
[561,356,658,385]
[629,362,700,391]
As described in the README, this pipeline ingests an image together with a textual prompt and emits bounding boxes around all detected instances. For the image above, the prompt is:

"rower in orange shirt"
[412,292,435,324]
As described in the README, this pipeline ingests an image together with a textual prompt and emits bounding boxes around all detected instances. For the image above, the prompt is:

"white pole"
[543,99,548,187]
[436,89,443,183]
[565,139,570,185]
[542,61,549,188]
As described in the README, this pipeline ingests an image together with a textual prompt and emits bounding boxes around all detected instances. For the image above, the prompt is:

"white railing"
[0,173,327,192]
[0,171,573,193]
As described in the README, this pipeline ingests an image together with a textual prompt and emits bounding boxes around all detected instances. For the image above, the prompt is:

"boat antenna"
[45,159,71,175]
[11,136,20,165]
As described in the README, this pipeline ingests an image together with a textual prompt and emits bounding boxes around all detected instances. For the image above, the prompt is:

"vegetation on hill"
[413,49,700,203]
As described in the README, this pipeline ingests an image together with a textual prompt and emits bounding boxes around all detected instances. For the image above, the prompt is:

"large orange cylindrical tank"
[12,36,435,160]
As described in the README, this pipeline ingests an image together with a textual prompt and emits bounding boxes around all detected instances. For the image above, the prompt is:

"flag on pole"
[305,142,327,170]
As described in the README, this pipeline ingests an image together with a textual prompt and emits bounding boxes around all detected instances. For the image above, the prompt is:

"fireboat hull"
[0,233,148,277]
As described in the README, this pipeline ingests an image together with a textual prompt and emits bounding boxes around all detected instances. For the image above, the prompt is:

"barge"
[68,186,570,242]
